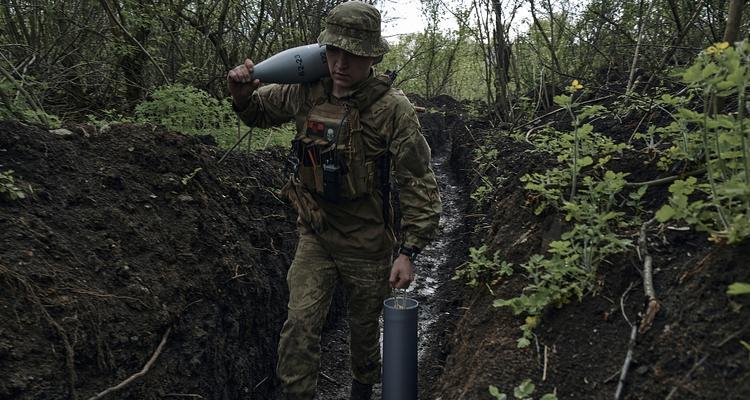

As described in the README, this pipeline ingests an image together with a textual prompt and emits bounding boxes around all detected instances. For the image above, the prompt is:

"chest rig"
[288,75,393,204]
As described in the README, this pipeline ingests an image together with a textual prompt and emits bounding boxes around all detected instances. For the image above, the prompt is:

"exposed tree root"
[88,326,172,400]
[638,218,660,334]
[614,283,637,400]
[664,355,709,400]
[0,264,78,400]
[614,326,637,400]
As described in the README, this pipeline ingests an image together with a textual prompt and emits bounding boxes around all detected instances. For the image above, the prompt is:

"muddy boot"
[350,379,373,400]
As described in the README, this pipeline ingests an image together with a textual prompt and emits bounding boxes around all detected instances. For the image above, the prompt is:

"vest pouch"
[322,160,342,203]
[341,158,377,199]
[296,138,328,194]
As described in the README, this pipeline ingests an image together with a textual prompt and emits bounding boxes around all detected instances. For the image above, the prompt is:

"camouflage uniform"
[234,2,441,399]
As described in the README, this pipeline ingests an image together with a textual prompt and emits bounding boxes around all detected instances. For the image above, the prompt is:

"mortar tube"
[382,297,418,400]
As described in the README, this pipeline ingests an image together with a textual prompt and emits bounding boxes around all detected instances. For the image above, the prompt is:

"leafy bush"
[135,84,234,133]
[134,84,294,149]
[656,41,750,243]
[0,77,60,127]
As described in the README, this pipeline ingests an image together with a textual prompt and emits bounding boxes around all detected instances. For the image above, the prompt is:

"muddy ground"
[1,93,749,400]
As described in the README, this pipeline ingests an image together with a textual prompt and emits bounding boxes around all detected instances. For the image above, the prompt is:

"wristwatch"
[398,245,420,262]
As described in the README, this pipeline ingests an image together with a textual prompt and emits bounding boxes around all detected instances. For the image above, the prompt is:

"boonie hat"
[317,1,390,57]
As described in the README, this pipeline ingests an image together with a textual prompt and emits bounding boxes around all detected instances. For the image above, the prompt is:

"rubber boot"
[350,379,373,400]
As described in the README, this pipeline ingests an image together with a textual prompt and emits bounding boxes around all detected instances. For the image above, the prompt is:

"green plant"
[453,245,513,287]
[470,145,504,207]
[135,84,235,134]
[134,84,295,150]
[740,340,750,363]
[0,170,27,201]
[727,282,750,296]
[656,41,750,244]
[496,171,633,347]
[489,379,557,400]
[0,76,60,128]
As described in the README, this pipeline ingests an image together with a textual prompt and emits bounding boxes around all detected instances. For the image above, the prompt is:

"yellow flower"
[706,42,730,55]
[525,315,539,328]
[567,79,584,93]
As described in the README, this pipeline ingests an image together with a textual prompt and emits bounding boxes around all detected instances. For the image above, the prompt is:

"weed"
[453,245,513,287]
[0,170,27,202]
[489,379,557,400]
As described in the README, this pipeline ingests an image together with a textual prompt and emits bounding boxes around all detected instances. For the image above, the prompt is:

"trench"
[314,113,468,400]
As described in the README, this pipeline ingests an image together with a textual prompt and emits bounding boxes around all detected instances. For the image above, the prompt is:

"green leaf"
[540,394,559,400]
[701,62,721,79]
[577,156,594,167]
[727,282,750,296]
[517,337,531,348]
[553,95,571,106]
[655,205,676,222]
[682,63,703,83]
[514,379,535,398]
[489,385,509,400]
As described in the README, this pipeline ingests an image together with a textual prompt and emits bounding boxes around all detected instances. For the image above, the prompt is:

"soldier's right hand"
[227,59,260,110]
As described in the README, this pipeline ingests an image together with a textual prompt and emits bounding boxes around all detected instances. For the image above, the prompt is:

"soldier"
[226,1,441,399]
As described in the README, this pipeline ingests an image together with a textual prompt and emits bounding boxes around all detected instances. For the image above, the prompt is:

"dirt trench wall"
[0,121,299,399]
[433,114,750,399]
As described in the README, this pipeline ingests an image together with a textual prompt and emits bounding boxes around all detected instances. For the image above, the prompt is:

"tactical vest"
[290,75,392,203]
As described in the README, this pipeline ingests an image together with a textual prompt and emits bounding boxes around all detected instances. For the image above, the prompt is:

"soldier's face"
[326,46,375,94]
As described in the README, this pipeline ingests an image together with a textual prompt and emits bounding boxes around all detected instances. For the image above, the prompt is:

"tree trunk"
[492,0,509,121]
[723,0,745,44]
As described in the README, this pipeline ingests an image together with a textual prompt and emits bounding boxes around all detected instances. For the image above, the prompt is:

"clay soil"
[2,94,750,400]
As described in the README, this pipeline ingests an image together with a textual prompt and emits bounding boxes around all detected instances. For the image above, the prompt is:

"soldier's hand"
[389,254,415,289]
[227,59,260,110]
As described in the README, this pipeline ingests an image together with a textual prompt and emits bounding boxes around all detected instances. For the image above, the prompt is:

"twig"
[624,168,706,188]
[678,247,718,284]
[163,394,204,399]
[524,122,552,145]
[638,217,660,334]
[88,327,172,400]
[253,376,269,390]
[542,345,549,381]
[319,371,340,386]
[614,282,637,400]
[664,355,708,400]
[514,95,615,130]
[716,323,750,347]
[614,326,638,400]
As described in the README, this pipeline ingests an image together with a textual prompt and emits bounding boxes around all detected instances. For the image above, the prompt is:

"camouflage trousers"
[277,233,392,400]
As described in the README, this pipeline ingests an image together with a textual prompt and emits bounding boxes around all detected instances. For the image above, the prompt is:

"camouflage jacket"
[236,73,442,258]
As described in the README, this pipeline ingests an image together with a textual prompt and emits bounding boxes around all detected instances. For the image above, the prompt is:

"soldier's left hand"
[389,254,415,289]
